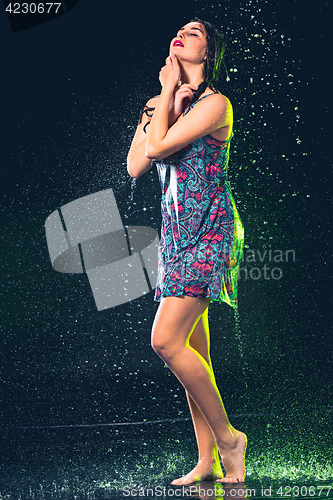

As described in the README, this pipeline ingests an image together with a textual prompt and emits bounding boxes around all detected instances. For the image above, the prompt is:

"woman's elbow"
[146,146,163,161]
[127,163,141,179]
[127,157,152,179]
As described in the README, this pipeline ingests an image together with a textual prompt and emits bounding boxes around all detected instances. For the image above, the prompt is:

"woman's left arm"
[146,54,230,160]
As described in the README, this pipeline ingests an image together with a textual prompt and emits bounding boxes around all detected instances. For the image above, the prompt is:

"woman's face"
[170,22,208,65]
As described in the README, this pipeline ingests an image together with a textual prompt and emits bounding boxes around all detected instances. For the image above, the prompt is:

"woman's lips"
[173,40,184,47]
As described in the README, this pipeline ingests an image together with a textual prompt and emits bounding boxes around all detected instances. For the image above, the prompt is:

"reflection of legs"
[172,309,223,485]
[151,296,247,483]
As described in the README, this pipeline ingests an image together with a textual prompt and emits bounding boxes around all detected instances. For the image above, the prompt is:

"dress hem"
[154,291,238,309]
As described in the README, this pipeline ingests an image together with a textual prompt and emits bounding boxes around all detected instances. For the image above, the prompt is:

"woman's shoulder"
[186,90,232,123]
[188,90,233,142]
[202,89,232,108]
[146,95,160,107]
[139,95,159,125]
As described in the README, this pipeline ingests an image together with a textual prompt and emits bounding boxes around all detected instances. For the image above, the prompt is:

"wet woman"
[127,18,247,484]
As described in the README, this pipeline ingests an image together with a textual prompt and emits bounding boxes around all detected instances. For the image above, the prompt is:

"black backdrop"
[1,0,332,431]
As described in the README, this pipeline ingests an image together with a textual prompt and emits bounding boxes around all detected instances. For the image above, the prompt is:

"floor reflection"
[1,413,333,500]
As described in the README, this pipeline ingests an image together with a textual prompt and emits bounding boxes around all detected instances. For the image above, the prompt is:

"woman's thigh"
[151,295,211,354]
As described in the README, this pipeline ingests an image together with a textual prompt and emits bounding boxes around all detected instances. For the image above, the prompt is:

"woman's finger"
[170,53,180,68]
[178,83,198,91]
[176,90,193,99]
[176,87,195,95]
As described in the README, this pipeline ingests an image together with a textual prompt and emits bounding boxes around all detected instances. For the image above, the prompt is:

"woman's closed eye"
[176,30,199,37]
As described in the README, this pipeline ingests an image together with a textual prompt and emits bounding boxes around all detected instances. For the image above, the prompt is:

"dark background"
[0,0,332,489]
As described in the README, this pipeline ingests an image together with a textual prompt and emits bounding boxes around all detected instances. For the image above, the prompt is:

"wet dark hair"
[190,17,226,102]
[139,18,226,131]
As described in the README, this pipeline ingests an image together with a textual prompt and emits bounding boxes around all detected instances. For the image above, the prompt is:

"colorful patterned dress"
[154,94,244,308]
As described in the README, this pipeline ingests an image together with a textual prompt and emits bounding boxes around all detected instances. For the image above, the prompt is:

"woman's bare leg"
[151,296,247,483]
[172,309,223,485]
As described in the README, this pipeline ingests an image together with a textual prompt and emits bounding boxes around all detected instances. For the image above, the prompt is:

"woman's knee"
[151,338,169,359]
[151,331,171,357]
[151,296,210,360]
[151,325,181,360]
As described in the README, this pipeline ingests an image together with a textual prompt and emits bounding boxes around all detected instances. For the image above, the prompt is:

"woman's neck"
[178,60,205,87]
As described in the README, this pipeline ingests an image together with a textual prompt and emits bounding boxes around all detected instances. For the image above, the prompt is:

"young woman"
[127,18,247,485]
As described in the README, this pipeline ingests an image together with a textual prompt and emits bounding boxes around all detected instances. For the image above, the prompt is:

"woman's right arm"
[127,96,159,179]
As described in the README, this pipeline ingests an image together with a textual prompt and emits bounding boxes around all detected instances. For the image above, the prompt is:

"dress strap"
[183,93,216,116]
[194,93,216,104]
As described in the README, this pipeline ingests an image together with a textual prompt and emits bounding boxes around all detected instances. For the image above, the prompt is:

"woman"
[127,18,246,484]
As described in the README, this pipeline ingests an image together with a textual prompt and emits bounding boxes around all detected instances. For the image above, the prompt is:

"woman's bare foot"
[216,431,247,483]
[171,458,223,485]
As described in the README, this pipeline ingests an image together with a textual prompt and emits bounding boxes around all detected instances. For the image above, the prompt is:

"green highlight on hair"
[191,17,226,91]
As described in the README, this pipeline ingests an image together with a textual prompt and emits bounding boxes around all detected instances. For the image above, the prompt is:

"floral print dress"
[154,94,244,308]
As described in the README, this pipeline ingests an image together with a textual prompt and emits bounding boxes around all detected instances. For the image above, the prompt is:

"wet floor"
[1,412,332,500]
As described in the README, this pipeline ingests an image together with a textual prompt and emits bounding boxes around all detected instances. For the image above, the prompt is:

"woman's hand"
[159,53,181,90]
[161,55,198,125]
[171,83,198,123]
